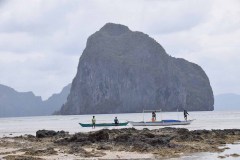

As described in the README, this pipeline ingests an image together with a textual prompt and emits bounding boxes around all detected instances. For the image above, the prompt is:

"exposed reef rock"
[60,23,214,114]
[1,128,240,159]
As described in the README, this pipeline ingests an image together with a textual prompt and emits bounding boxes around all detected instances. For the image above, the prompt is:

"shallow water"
[170,143,240,160]
[0,111,240,159]
[0,111,240,137]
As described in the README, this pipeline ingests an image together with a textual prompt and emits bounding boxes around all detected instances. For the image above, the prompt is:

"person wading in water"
[114,117,119,126]
[183,110,189,121]
[92,116,96,129]
[152,111,156,122]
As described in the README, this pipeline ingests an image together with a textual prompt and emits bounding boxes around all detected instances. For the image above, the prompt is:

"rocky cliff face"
[60,23,214,114]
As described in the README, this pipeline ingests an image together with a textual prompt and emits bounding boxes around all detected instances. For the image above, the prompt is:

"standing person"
[114,117,119,126]
[183,110,189,121]
[152,111,156,122]
[92,116,96,129]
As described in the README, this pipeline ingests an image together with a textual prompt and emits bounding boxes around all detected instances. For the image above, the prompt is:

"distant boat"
[129,119,193,126]
[129,109,194,126]
[79,122,129,127]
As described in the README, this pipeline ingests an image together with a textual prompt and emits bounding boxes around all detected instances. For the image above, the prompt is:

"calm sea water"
[0,111,240,159]
[0,111,240,137]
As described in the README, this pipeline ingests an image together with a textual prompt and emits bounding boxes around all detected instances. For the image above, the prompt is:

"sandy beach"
[0,127,240,159]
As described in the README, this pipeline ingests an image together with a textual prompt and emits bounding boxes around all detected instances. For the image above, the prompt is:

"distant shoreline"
[1,127,240,159]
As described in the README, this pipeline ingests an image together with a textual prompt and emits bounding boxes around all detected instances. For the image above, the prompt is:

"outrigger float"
[129,109,194,126]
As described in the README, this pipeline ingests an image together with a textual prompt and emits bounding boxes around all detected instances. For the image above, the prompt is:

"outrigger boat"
[129,109,194,126]
[79,122,129,127]
[129,119,193,126]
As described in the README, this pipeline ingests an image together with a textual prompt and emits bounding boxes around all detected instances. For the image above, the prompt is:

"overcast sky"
[0,0,239,100]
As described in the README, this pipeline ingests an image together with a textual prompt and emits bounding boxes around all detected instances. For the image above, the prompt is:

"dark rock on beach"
[39,127,240,157]
[2,128,240,159]
[88,130,110,142]
[24,147,57,156]
[36,130,68,138]
[59,23,214,115]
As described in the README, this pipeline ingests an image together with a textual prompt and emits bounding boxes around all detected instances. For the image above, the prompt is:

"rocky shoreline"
[0,127,240,159]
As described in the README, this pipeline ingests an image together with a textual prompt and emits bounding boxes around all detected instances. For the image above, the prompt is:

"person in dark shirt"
[184,110,189,121]
[92,116,96,129]
[114,117,119,125]
[152,111,156,122]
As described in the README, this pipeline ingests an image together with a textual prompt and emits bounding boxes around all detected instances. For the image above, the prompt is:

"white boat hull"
[129,120,193,126]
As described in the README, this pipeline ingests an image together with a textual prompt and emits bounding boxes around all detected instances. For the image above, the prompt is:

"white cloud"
[0,0,240,99]
[0,52,79,99]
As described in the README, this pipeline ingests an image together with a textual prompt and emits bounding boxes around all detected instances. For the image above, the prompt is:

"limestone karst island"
[59,23,214,115]
[1,1,240,159]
